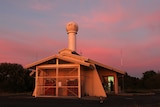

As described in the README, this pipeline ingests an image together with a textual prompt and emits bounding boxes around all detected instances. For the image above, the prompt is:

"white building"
[26,22,125,98]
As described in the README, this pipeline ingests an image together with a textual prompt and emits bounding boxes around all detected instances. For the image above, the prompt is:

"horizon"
[0,0,160,78]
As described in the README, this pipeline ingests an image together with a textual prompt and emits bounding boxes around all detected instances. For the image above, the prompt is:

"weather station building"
[26,22,125,98]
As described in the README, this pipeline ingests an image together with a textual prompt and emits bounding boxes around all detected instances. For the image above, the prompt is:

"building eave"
[25,48,125,75]
[25,51,91,70]
[88,59,125,74]
[25,54,58,69]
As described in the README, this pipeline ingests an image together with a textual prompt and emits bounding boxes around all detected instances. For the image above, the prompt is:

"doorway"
[103,76,114,94]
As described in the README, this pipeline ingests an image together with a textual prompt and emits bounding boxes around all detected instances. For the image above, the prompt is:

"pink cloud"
[62,3,160,76]
[118,35,160,75]
[77,39,121,65]
[127,9,160,31]
[0,39,30,64]
[1,0,159,78]
[0,28,65,65]
[63,2,127,30]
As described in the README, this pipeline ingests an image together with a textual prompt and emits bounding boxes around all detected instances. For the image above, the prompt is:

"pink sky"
[0,0,160,77]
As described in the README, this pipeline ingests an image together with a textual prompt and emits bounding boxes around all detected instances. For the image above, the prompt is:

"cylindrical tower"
[66,21,78,51]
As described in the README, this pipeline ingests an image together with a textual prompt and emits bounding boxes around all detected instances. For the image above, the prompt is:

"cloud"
[62,1,160,78]
[1,0,160,77]
[69,10,125,30]
[0,38,32,64]
[0,37,58,65]
[0,28,65,65]
[28,0,55,11]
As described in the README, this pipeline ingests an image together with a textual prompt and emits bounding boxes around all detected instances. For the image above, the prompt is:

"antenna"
[80,49,83,55]
[120,48,123,67]
[35,49,38,61]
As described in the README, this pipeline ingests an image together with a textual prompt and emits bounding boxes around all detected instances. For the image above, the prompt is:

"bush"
[0,63,34,93]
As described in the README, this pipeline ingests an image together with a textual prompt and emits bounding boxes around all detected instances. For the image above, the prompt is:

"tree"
[119,70,160,92]
[142,70,160,89]
[123,73,142,91]
[0,63,34,93]
[142,70,157,80]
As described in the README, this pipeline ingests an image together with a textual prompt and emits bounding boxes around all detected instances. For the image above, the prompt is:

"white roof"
[25,48,125,74]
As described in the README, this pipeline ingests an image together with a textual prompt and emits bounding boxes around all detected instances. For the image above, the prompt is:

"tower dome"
[66,22,78,34]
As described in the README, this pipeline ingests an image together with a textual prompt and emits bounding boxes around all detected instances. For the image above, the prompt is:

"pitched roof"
[25,48,125,74]
[88,59,125,74]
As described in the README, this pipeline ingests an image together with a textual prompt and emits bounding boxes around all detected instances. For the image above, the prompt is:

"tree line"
[0,63,34,93]
[0,63,159,93]
[119,70,160,92]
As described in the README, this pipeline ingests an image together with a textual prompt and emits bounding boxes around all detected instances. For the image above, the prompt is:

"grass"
[0,91,32,96]
[125,89,160,93]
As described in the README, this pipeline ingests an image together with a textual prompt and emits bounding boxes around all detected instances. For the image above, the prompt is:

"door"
[103,76,114,94]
